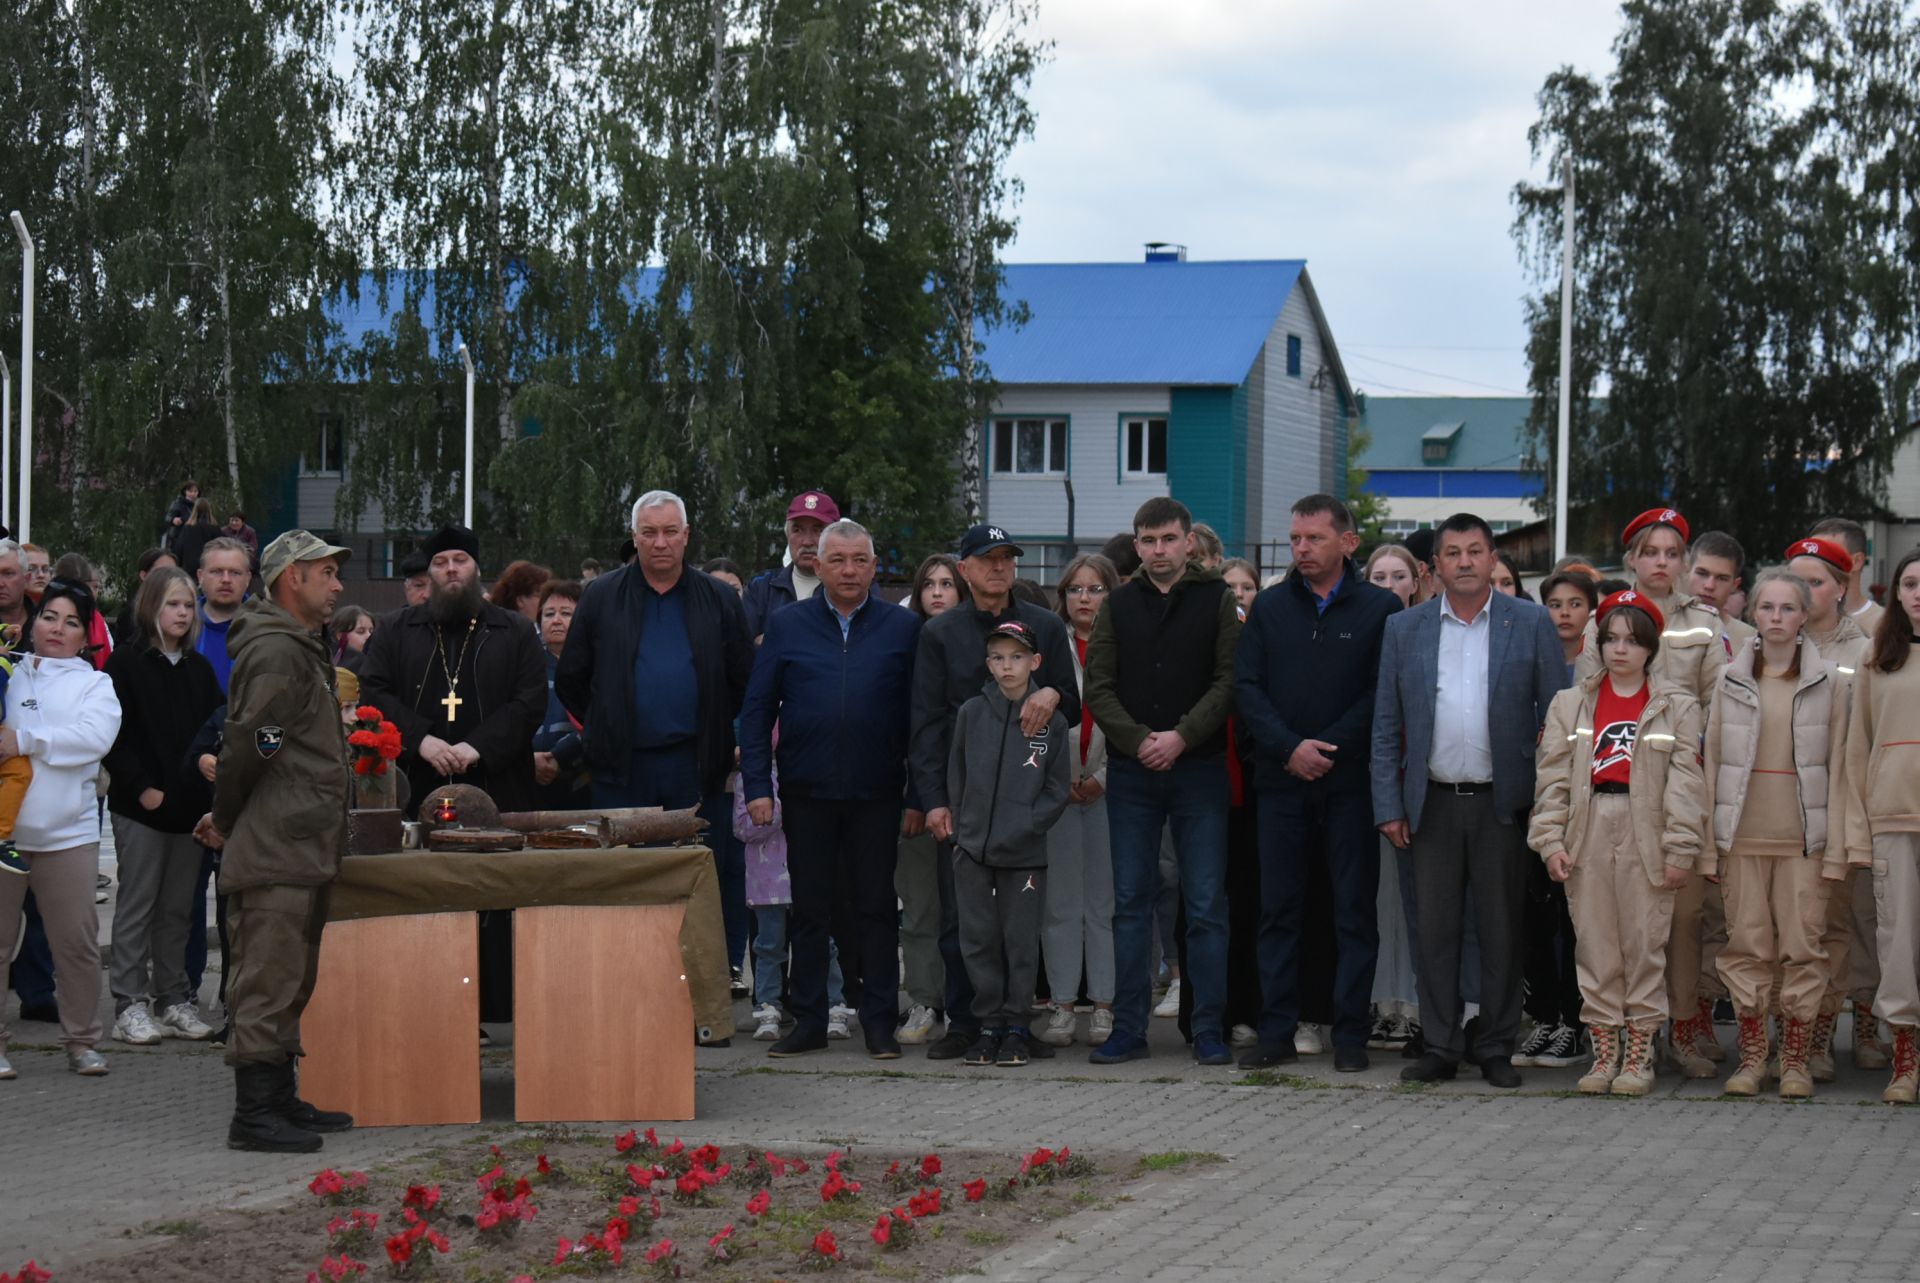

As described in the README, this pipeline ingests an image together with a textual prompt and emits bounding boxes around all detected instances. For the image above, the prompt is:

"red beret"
[786,491,840,523]
[1785,536,1852,578]
[1621,507,1689,547]
[1596,588,1665,636]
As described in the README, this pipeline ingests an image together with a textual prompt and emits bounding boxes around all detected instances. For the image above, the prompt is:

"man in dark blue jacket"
[1234,494,1401,1072]
[739,518,922,1060]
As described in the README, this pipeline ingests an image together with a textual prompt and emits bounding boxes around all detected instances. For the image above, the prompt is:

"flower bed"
[37,1133,1123,1282]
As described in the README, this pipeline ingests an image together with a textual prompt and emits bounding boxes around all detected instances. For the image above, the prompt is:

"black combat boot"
[273,1059,354,1133]
[228,1062,323,1153]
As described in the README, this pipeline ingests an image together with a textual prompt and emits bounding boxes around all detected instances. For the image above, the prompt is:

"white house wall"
[982,383,1171,541]
[1252,285,1333,551]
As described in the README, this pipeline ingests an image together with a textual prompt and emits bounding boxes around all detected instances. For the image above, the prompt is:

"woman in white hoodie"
[0,579,124,1079]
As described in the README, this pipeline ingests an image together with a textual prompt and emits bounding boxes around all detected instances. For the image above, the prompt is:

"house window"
[1123,417,1168,476]
[305,414,345,475]
[991,417,1068,475]
[1286,335,1303,378]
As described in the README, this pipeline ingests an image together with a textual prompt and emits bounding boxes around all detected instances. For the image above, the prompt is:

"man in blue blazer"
[1371,512,1567,1086]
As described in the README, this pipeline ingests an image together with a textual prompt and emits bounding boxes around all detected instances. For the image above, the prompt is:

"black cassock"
[360,600,548,1020]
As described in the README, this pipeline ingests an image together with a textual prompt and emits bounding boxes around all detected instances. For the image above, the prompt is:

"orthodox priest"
[359,525,547,1020]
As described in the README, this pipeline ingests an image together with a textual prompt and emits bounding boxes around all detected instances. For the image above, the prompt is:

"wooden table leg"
[301,913,481,1127]
[513,903,695,1122]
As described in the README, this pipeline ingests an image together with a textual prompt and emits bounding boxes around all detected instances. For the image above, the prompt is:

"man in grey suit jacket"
[1371,512,1568,1086]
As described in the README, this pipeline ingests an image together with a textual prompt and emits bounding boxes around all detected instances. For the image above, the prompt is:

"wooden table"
[301,845,716,1125]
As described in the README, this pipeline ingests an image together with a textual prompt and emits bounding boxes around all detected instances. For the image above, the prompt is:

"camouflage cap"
[260,529,351,587]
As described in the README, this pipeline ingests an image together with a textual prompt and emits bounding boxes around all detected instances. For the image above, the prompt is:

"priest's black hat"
[421,525,480,560]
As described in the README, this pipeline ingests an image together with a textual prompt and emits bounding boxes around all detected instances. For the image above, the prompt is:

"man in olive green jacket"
[195,530,352,1153]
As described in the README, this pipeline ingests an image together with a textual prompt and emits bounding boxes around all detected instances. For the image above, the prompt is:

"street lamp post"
[458,342,475,528]
[1553,156,1574,564]
[9,211,31,545]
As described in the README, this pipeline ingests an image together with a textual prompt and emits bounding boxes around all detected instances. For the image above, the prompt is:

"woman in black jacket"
[172,500,222,579]
[102,567,225,1046]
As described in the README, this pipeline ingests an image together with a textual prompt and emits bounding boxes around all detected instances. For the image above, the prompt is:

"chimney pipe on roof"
[1144,242,1187,263]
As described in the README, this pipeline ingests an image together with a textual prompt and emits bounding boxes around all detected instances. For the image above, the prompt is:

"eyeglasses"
[1064,585,1108,597]
[45,576,95,605]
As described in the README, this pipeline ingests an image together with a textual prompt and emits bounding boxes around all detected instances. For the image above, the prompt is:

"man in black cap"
[396,551,431,612]
[358,526,546,1021]
[907,523,1079,1059]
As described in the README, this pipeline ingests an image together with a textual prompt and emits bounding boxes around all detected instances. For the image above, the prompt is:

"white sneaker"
[1089,1009,1115,1043]
[1152,979,1182,1018]
[1038,1004,1077,1047]
[897,1005,938,1044]
[158,1002,215,1041]
[751,1003,784,1041]
[1294,1023,1325,1055]
[113,1002,163,1046]
[827,1005,856,1039]
[0,1053,14,1079]
[1230,1023,1260,1048]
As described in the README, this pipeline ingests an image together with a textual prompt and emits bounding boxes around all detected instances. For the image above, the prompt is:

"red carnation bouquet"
[346,705,403,778]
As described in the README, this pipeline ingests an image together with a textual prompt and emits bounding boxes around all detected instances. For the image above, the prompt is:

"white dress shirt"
[1428,591,1494,784]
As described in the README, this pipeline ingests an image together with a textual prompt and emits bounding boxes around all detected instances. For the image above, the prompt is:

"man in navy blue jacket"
[739,519,922,1060]
[1234,494,1401,1072]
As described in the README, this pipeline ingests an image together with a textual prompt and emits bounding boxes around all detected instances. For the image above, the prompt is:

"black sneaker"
[963,1030,1001,1066]
[729,967,750,1001]
[1367,1013,1405,1050]
[1334,1046,1370,1073]
[1533,1023,1585,1067]
[768,1027,828,1058]
[1712,998,1735,1024]
[1399,1052,1457,1083]
[0,842,26,876]
[996,1031,1029,1067]
[1400,1022,1426,1059]
[1018,1028,1056,1059]
[1460,1016,1484,1067]
[1513,1023,1554,1068]
[927,1029,975,1061]
[1237,1042,1297,1070]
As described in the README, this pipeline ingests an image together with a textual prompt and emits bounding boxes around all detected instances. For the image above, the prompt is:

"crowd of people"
[3,478,1919,1133]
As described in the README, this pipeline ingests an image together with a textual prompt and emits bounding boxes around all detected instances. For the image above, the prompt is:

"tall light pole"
[1,353,10,533]
[1553,155,1574,564]
[457,342,475,528]
[9,212,31,545]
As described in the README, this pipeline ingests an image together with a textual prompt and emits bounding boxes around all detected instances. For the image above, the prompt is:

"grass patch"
[1138,1151,1224,1172]
[964,1227,1008,1246]
[1234,1070,1330,1090]
[143,1219,210,1240]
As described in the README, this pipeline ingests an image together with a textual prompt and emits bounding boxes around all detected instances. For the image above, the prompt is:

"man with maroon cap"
[745,491,860,642]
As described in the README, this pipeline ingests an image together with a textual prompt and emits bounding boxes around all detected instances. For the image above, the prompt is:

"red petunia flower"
[871,1212,893,1247]
[644,1238,675,1265]
[963,1178,987,1203]
[614,1129,638,1153]
[812,1228,841,1259]
[746,1188,771,1217]
[919,1153,942,1179]
[536,1154,551,1176]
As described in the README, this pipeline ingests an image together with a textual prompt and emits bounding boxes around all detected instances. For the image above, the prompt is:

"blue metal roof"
[986,260,1304,387]
[329,260,1306,388]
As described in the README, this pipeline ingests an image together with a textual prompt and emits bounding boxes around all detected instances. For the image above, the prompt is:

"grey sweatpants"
[109,812,206,1014]
[895,831,945,1009]
[1043,799,1114,1004]
[954,853,1048,1030]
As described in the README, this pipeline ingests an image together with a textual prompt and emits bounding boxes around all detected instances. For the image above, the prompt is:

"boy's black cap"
[985,620,1039,653]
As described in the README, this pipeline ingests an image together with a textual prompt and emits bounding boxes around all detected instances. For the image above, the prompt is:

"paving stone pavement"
[7,991,1920,1281]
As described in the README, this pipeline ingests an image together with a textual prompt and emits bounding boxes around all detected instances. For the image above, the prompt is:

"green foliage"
[1344,426,1389,545]
[2,0,1040,576]
[0,0,349,577]
[1512,0,1920,554]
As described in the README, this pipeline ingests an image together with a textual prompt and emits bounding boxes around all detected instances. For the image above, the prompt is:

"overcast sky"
[1004,0,1626,398]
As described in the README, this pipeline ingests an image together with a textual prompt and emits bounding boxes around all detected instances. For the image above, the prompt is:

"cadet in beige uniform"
[1577,509,1728,1076]
[1788,536,1881,1077]
[1687,530,1755,1025]
[1702,569,1849,1098]
[1535,591,1708,1097]
[1844,548,1920,1104]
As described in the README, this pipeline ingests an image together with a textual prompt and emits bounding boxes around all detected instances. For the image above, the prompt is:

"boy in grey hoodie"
[949,620,1073,1066]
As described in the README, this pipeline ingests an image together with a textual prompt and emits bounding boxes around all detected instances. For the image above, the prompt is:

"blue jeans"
[1106,755,1230,1041]
[595,746,749,970]
[751,906,844,1008]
